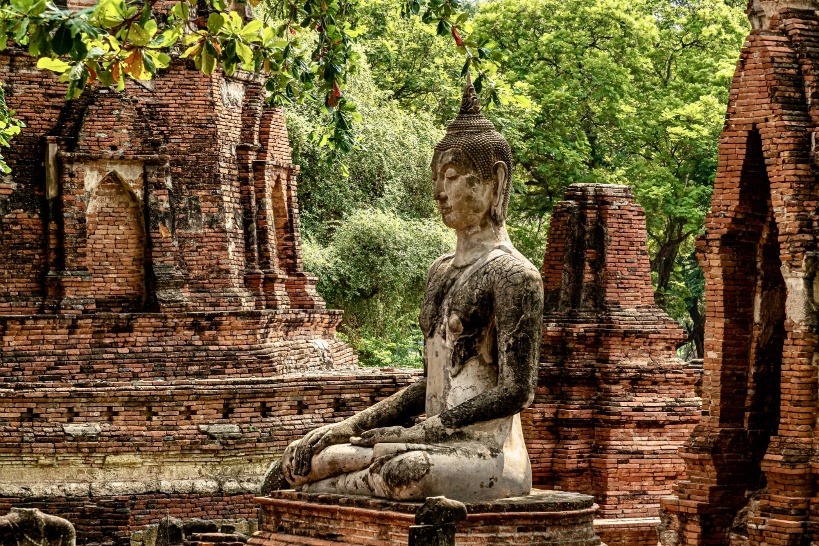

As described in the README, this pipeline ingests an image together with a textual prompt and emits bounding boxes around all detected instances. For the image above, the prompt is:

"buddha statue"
[275,74,544,502]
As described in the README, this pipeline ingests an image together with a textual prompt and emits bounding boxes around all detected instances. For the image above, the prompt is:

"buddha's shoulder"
[489,246,540,274]
[426,251,456,280]
[484,247,542,289]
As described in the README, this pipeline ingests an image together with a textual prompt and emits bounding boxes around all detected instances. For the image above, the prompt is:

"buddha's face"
[431,148,495,232]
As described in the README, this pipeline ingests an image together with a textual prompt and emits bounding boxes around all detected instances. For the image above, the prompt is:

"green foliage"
[473,0,747,354]
[287,61,443,242]
[0,83,23,174]
[303,209,454,367]
[357,0,467,124]
[0,0,490,160]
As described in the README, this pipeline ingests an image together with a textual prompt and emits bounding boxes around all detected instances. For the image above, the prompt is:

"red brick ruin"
[0,3,703,545]
[660,2,819,545]
[528,184,700,546]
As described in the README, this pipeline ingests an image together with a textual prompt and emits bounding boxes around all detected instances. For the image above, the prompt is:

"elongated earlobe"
[491,161,507,223]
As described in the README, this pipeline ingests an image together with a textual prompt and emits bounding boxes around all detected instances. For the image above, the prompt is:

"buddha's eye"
[444,168,459,180]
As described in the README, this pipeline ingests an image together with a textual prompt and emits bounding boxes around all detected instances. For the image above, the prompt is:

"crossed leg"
[283,440,523,502]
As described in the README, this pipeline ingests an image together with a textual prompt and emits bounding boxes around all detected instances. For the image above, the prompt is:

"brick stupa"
[660,2,819,544]
[525,184,701,546]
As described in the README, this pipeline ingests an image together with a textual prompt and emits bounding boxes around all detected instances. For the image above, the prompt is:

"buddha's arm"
[349,377,428,430]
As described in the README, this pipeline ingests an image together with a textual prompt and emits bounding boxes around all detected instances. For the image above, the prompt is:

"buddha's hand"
[350,415,447,447]
[292,421,359,477]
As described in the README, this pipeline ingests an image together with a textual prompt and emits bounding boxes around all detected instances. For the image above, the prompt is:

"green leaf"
[171,2,190,21]
[207,12,224,35]
[51,24,73,56]
[128,22,156,47]
[235,41,253,66]
[240,20,263,41]
[142,49,156,75]
[69,35,88,61]
[68,63,84,82]
[147,51,171,69]
[36,57,71,73]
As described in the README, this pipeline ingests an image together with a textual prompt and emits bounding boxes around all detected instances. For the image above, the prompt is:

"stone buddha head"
[431,74,513,232]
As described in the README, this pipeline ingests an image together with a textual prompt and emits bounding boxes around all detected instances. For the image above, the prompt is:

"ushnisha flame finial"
[459,72,482,115]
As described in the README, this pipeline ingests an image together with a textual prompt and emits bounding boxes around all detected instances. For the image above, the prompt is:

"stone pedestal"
[248,490,604,546]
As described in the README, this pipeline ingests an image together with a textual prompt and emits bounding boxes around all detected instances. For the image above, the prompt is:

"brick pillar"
[42,153,94,314]
[257,108,325,310]
[143,160,187,310]
[530,183,698,519]
[252,160,290,309]
[237,142,266,309]
[264,161,325,310]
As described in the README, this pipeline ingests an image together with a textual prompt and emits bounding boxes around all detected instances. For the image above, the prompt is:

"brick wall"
[529,183,700,519]
[0,310,353,385]
[0,371,419,545]
[660,7,819,545]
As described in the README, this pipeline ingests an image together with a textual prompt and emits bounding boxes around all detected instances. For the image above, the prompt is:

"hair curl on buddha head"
[434,73,513,225]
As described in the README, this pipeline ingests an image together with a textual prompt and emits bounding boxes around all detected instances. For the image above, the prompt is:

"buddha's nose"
[435,191,447,202]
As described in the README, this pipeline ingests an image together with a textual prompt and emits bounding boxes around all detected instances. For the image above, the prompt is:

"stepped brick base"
[594,518,659,546]
[249,490,604,546]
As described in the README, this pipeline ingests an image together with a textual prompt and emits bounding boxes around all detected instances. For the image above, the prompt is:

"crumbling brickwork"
[0,370,416,544]
[660,4,819,545]
[526,184,701,523]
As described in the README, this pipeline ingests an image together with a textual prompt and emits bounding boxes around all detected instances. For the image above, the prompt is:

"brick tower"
[0,6,419,544]
[525,183,701,546]
[660,2,819,544]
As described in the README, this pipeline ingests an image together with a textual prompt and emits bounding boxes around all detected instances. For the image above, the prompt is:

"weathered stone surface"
[0,508,75,546]
[156,517,183,546]
[197,425,242,441]
[414,497,467,526]
[408,497,466,546]
[248,489,602,546]
[275,75,544,502]
[660,6,819,545]
[134,519,256,546]
[259,461,287,496]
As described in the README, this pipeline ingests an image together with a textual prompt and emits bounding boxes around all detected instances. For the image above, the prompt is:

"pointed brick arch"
[712,128,785,474]
[85,171,146,311]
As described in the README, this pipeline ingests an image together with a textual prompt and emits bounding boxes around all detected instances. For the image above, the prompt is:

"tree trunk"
[687,294,705,359]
